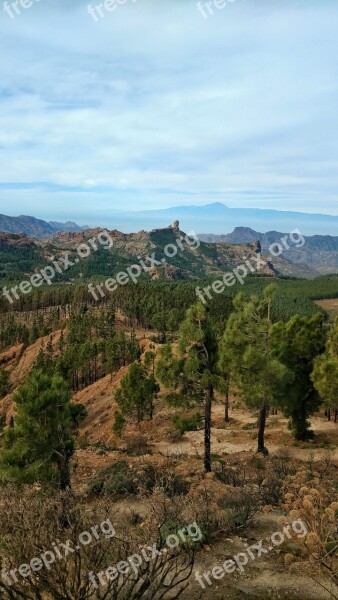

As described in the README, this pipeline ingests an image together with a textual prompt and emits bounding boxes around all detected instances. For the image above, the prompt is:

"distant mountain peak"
[115,203,338,236]
[208,202,228,208]
[0,214,87,238]
[233,226,258,233]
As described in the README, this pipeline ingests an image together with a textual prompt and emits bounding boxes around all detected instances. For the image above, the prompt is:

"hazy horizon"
[2,201,338,236]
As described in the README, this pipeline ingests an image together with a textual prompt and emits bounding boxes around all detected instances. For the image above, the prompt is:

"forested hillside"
[0,225,314,287]
[0,224,337,600]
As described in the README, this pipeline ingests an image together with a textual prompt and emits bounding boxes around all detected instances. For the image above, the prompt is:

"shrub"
[161,473,190,497]
[260,448,295,505]
[172,413,203,435]
[88,461,138,497]
[214,460,248,487]
[249,455,266,470]
[77,434,90,449]
[281,456,338,590]
[113,411,125,437]
[167,428,184,442]
[186,479,259,543]
[137,465,190,497]
[0,487,195,600]
[125,434,151,455]
[242,422,256,431]
[219,489,258,529]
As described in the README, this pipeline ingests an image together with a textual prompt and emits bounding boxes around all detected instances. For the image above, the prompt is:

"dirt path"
[182,511,337,600]
[153,404,338,463]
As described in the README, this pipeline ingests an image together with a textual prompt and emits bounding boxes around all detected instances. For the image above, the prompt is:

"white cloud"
[0,0,338,222]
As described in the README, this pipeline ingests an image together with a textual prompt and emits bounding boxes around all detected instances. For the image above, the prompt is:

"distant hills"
[112,202,338,237]
[0,214,88,238]
[0,225,296,286]
[1,208,338,278]
[1,203,338,238]
[200,227,338,275]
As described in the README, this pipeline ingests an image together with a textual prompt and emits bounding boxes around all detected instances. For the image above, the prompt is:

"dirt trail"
[153,404,338,463]
[182,511,337,600]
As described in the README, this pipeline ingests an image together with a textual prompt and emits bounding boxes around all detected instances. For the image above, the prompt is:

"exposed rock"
[253,239,262,254]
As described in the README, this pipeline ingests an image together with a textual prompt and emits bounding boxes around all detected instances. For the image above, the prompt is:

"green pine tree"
[115,361,159,423]
[221,286,291,454]
[311,317,338,424]
[0,370,75,490]
[156,301,220,472]
[0,367,10,399]
[272,313,326,440]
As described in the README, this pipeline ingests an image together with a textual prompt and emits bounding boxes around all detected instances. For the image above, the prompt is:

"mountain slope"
[200,227,338,275]
[0,214,88,238]
[0,224,296,287]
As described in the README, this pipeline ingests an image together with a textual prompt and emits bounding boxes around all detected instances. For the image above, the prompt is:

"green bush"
[172,413,203,435]
[113,411,125,437]
[88,461,138,497]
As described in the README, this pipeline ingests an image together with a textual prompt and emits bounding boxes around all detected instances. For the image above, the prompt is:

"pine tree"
[311,318,338,424]
[0,370,75,490]
[115,361,159,423]
[58,329,65,352]
[144,349,156,375]
[221,286,291,454]
[21,325,29,347]
[113,411,126,437]
[0,367,10,399]
[272,313,326,440]
[218,340,232,423]
[156,302,220,472]
[104,337,120,380]
[106,299,116,337]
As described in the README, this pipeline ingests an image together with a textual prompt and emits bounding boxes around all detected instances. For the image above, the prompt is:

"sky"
[1,0,338,226]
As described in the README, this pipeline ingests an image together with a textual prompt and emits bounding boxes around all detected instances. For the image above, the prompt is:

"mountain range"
[0,225,294,287]
[199,227,338,275]
[1,210,338,278]
[110,202,338,237]
[1,203,338,237]
[0,214,88,238]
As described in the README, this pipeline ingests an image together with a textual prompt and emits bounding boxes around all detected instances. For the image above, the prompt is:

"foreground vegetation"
[0,277,337,599]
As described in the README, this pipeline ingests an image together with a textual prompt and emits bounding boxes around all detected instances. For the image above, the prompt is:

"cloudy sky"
[1,0,338,226]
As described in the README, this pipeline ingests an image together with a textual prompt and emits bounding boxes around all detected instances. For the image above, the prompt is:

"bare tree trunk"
[204,385,213,472]
[224,381,229,422]
[257,400,268,455]
[57,454,71,491]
